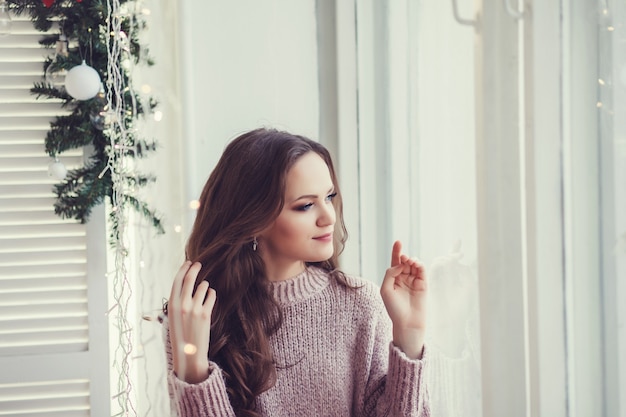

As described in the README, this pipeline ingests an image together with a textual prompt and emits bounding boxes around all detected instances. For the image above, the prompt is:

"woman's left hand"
[380,240,428,359]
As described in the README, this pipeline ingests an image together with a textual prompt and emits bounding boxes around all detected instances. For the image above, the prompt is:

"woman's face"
[259,151,336,281]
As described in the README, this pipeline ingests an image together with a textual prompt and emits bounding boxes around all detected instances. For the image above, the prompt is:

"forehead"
[284,152,333,195]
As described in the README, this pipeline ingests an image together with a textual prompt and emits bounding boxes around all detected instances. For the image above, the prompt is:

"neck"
[264,261,306,282]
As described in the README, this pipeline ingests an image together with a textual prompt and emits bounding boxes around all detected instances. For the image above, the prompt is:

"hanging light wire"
[106,0,138,415]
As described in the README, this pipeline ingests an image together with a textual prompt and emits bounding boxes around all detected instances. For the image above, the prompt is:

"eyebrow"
[290,187,335,203]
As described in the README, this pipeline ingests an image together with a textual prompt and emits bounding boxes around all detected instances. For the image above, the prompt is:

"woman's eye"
[297,203,314,211]
[295,193,335,211]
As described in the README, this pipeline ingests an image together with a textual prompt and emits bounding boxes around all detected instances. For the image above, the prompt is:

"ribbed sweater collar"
[268,267,330,306]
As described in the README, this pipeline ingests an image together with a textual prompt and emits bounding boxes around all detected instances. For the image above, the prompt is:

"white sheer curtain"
[345,1,482,415]
[409,2,481,416]
[596,0,626,414]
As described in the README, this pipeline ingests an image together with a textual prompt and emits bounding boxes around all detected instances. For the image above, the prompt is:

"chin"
[310,250,334,263]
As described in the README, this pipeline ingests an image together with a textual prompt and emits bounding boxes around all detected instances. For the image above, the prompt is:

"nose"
[317,201,336,227]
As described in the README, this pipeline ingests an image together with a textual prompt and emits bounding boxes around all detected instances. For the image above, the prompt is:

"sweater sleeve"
[163,319,236,417]
[363,306,431,417]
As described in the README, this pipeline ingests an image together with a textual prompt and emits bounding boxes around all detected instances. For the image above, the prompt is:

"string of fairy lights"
[104,0,137,415]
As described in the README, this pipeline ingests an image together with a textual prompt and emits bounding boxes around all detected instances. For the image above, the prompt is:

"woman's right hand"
[168,261,217,384]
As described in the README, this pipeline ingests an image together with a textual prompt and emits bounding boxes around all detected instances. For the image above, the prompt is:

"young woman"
[165,128,430,416]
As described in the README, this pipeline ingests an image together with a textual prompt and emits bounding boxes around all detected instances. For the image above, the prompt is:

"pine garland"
[9,0,164,236]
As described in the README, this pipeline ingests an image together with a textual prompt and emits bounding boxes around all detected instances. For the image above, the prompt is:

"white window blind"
[0,14,109,417]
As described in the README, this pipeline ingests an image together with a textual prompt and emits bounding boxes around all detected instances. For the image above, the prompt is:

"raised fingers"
[203,287,217,315]
[169,260,192,306]
[381,263,405,294]
[193,281,217,312]
[194,280,210,308]
[391,240,402,267]
[408,257,425,278]
[181,262,202,301]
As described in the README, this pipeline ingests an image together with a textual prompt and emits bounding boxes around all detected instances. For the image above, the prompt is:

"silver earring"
[252,237,258,252]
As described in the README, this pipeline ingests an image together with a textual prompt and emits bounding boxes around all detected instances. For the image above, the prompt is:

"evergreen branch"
[122,194,165,235]
[38,33,58,47]
[31,82,72,102]
[135,139,158,157]
[17,0,165,241]
[45,113,105,155]
[123,173,156,188]
[53,160,111,223]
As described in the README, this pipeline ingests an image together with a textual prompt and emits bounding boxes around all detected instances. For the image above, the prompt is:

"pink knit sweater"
[165,267,430,416]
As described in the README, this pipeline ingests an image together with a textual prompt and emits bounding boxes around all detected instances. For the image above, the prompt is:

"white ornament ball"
[48,160,67,180]
[65,60,101,101]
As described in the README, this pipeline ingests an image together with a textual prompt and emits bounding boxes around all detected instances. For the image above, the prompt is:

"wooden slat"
[0,249,87,266]
[0,263,86,280]
[0,34,51,48]
[0,130,47,144]
[0,224,86,240]
[0,88,65,104]
[0,157,61,173]
[0,198,60,212]
[0,48,55,62]
[0,61,43,75]
[0,103,70,117]
[0,115,59,130]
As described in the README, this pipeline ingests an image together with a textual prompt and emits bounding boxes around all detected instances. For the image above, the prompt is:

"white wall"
[178,0,321,232]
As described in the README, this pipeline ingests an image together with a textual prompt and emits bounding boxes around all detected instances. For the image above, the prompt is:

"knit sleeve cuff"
[387,342,429,415]
[168,362,236,417]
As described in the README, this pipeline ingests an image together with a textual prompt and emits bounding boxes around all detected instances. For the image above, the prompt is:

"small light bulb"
[153,110,163,122]
[189,200,200,210]
[174,225,182,233]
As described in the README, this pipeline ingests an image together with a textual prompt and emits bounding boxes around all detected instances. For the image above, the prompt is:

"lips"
[313,232,333,241]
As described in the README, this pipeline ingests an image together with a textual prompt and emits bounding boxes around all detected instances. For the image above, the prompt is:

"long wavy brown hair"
[184,128,350,416]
